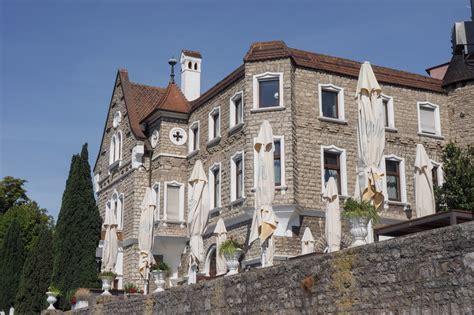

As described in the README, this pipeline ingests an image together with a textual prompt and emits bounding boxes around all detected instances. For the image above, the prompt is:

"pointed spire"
[168,56,177,84]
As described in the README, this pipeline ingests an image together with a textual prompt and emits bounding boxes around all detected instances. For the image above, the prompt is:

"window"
[209,163,221,209]
[318,84,344,120]
[113,111,122,128]
[274,139,282,186]
[109,131,122,165]
[320,145,347,196]
[417,102,441,136]
[111,191,124,230]
[431,161,443,187]
[385,160,401,201]
[253,72,283,109]
[382,155,407,204]
[381,94,395,129]
[231,151,245,201]
[188,122,199,153]
[253,136,286,189]
[208,107,221,141]
[164,181,184,222]
[152,183,161,220]
[230,91,244,128]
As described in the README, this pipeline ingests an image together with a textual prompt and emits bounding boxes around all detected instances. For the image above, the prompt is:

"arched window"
[204,245,217,277]
[111,191,124,230]
[194,63,198,71]
[188,61,192,69]
[109,134,117,165]
[109,132,123,165]
[116,131,122,162]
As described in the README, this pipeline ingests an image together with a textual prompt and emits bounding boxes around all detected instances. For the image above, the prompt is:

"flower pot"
[349,217,369,247]
[224,248,243,276]
[75,300,89,309]
[100,276,114,295]
[46,291,59,310]
[151,270,167,293]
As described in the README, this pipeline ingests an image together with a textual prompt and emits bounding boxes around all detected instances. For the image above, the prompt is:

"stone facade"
[446,81,474,148]
[58,221,474,314]
[93,42,473,289]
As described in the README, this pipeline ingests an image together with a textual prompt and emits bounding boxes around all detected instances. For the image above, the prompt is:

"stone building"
[93,32,474,287]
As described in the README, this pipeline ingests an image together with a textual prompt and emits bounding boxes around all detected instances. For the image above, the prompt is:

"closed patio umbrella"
[415,144,436,217]
[102,203,118,272]
[323,177,341,252]
[188,160,210,284]
[138,187,156,293]
[213,218,227,276]
[249,120,278,267]
[301,227,315,255]
[355,62,386,243]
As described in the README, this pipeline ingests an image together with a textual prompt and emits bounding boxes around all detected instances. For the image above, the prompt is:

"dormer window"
[253,72,284,110]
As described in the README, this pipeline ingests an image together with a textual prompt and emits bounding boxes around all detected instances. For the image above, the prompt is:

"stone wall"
[447,81,474,148]
[57,221,474,315]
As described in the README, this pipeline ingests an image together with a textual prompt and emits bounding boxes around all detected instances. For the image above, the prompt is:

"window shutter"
[167,185,180,221]
[420,107,436,134]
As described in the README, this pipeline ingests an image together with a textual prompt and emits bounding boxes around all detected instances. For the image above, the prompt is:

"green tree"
[0,201,52,251]
[15,226,54,314]
[52,143,102,309]
[0,219,25,312]
[0,176,30,214]
[435,143,474,211]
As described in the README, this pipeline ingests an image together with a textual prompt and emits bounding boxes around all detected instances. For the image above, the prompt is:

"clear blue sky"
[0,0,471,219]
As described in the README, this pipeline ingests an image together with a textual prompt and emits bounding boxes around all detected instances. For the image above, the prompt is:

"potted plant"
[151,261,170,293]
[124,283,140,297]
[342,198,380,247]
[98,271,117,295]
[219,239,243,276]
[74,288,91,309]
[45,285,61,310]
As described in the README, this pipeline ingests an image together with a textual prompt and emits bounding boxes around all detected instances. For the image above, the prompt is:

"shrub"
[342,198,380,222]
[219,239,242,256]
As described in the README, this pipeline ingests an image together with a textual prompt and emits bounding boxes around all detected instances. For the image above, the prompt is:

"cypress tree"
[0,218,25,312]
[15,226,54,314]
[52,143,102,309]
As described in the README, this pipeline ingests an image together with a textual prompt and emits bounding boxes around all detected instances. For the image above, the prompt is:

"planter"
[75,300,89,309]
[224,248,243,276]
[99,276,114,295]
[46,291,59,310]
[349,217,369,247]
[151,270,167,293]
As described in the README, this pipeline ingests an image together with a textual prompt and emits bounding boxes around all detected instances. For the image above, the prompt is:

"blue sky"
[0,0,471,219]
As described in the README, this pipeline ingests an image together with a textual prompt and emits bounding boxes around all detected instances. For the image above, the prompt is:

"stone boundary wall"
[48,221,474,314]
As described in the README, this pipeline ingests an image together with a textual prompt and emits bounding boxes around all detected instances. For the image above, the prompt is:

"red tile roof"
[182,49,202,59]
[129,82,166,121]
[245,41,444,93]
[156,83,191,114]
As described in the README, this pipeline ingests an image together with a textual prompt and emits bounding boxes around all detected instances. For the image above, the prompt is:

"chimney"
[180,50,202,101]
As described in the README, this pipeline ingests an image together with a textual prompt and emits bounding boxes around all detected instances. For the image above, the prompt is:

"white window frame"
[318,84,345,121]
[203,244,217,276]
[113,111,122,128]
[208,106,221,141]
[381,154,407,204]
[253,72,284,110]
[111,190,124,230]
[320,145,348,196]
[381,94,395,129]
[109,131,123,166]
[163,180,185,223]
[188,121,200,153]
[209,162,222,210]
[417,102,442,137]
[152,182,161,221]
[253,136,286,189]
[230,91,244,128]
[230,151,245,202]
[430,160,444,187]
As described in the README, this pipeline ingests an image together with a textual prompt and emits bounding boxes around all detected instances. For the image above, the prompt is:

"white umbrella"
[355,62,386,243]
[323,177,341,252]
[188,160,210,284]
[138,187,156,292]
[213,218,227,276]
[301,227,315,255]
[415,144,436,217]
[249,120,278,267]
[102,202,118,272]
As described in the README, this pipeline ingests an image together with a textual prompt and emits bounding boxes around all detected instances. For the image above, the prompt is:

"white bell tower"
[180,50,202,101]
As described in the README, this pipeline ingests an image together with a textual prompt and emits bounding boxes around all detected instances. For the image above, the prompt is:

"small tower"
[180,50,202,101]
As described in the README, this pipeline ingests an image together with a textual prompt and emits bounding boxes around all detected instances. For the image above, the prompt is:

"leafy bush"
[219,239,241,256]
[342,198,380,222]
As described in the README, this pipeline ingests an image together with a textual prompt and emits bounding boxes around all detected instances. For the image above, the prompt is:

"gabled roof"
[244,41,444,93]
